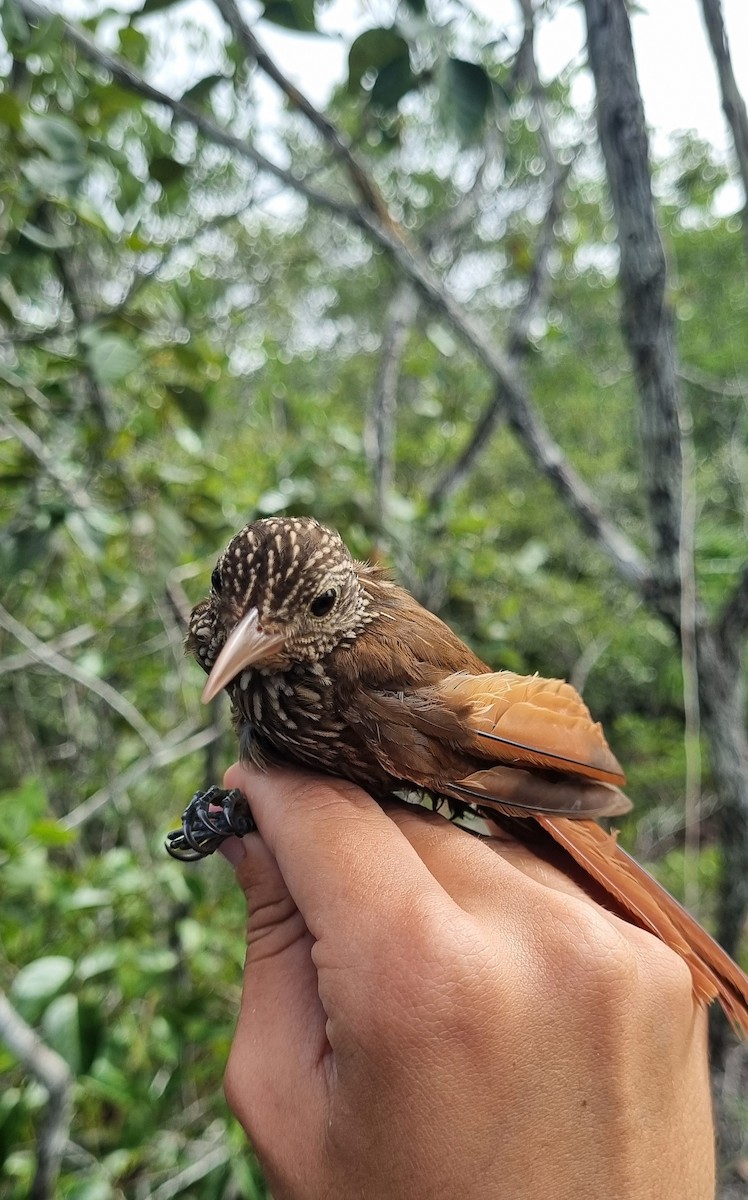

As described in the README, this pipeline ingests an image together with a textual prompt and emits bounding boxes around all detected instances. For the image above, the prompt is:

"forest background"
[1,0,748,1196]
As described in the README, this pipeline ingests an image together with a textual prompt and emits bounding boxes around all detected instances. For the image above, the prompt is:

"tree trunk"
[697,630,748,958]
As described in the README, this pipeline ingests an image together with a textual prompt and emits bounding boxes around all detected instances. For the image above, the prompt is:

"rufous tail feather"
[536,816,748,1037]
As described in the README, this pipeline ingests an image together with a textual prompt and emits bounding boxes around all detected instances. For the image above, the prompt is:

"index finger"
[223,762,453,949]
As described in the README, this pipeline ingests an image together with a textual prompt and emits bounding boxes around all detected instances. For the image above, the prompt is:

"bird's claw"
[165,786,255,861]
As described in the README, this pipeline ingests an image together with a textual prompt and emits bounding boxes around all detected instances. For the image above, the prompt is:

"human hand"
[219,762,714,1200]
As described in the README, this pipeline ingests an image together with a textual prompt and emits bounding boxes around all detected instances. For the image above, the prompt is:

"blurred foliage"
[0,0,747,1194]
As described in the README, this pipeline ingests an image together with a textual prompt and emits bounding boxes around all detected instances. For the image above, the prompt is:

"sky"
[251,0,748,157]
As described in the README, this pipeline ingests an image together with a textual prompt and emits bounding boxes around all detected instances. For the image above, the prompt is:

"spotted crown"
[187,516,378,672]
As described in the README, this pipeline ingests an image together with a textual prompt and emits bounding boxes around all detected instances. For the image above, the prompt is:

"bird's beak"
[201,608,286,703]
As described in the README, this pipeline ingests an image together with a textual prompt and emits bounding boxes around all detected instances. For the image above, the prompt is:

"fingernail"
[218,837,247,867]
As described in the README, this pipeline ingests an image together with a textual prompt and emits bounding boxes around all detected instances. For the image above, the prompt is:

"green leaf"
[136,949,179,973]
[22,113,85,164]
[20,157,86,194]
[348,27,410,92]
[64,887,113,911]
[86,335,141,386]
[11,957,75,1022]
[165,383,209,430]
[118,25,149,67]
[19,217,74,248]
[182,72,228,106]
[137,0,186,14]
[440,57,492,142]
[370,55,417,110]
[41,994,81,1073]
[149,155,187,188]
[28,818,75,847]
[77,948,119,981]
[0,92,22,130]
[261,0,317,33]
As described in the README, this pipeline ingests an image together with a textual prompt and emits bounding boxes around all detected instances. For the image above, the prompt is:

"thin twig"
[680,424,702,911]
[0,623,96,673]
[0,991,73,1200]
[365,282,419,532]
[20,0,651,594]
[15,0,358,227]
[0,396,93,513]
[678,363,748,397]
[146,1137,230,1200]
[0,603,160,752]
[699,0,748,242]
[212,0,398,231]
[61,722,223,829]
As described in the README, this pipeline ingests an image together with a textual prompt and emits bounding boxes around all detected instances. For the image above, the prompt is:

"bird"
[168,514,748,1036]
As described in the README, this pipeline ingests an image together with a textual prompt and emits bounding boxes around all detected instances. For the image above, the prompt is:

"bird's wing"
[438,671,625,782]
[357,669,631,819]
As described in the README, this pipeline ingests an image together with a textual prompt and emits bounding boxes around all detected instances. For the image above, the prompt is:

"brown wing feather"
[352,668,631,818]
[444,769,631,818]
[439,672,625,784]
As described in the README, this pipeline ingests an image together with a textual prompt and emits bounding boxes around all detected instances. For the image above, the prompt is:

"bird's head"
[187,516,374,701]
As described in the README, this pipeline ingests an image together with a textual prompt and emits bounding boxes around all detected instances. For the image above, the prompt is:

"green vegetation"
[1,0,747,1194]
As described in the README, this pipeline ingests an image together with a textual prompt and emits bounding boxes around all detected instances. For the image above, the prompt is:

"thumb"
[220,829,330,1166]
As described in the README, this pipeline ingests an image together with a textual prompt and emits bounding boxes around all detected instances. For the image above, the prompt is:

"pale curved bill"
[201,608,286,703]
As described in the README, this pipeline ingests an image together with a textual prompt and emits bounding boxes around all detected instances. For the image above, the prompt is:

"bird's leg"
[165,786,255,861]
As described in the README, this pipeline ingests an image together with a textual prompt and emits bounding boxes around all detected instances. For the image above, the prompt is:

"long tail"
[536,815,748,1037]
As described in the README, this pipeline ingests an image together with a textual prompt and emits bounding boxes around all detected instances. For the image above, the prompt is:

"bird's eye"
[309,588,337,618]
[211,566,222,594]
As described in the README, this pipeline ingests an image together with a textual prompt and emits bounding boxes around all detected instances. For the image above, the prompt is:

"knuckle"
[540,895,639,1006]
[634,929,695,1012]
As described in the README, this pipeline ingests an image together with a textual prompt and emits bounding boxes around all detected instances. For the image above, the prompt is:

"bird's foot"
[165,786,255,861]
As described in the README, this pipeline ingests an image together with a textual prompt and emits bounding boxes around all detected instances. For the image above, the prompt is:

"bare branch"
[680,433,703,911]
[699,0,748,232]
[0,991,73,1200]
[0,622,95,673]
[678,363,748,397]
[0,603,160,752]
[61,722,223,829]
[583,0,684,610]
[212,0,398,231]
[0,396,93,512]
[427,157,570,509]
[716,559,748,661]
[365,282,419,530]
[20,0,649,593]
[146,1136,229,1200]
[16,0,358,226]
[568,633,612,694]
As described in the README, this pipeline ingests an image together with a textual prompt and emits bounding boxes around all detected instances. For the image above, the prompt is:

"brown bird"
[169,515,748,1036]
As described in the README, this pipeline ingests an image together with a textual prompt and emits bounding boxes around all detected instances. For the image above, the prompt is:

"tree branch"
[699,0,748,235]
[365,282,419,531]
[0,603,160,752]
[716,559,748,661]
[21,0,650,593]
[583,0,684,612]
[0,622,95,673]
[16,0,359,227]
[61,722,223,829]
[0,991,73,1200]
[0,394,93,512]
[211,0,399,231]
